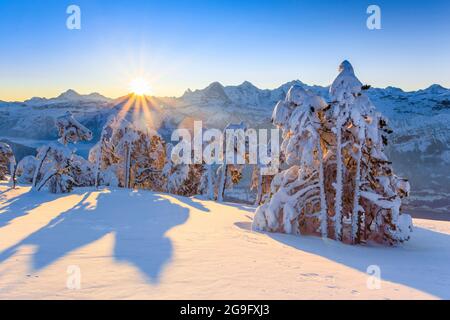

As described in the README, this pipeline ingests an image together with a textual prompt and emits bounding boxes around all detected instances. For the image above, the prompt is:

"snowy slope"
[0,184,449,299]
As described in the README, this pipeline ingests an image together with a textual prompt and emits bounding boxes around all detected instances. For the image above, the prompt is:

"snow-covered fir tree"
[167,162,205,196]
[56,111,93,145]
[199,163,216,200]
[251,164,275,206]
[0,142,16,187]
[16,112,94,193]
[253,85,330,236]
[90,116,166,190]
[198,136,218,200]
[216,164,241,202]
[216,122,247,202]
[253,61,413,245]
[15,155,36,184]
[251,143,278,205]
[32,143,76,193]
[165,138,208,197]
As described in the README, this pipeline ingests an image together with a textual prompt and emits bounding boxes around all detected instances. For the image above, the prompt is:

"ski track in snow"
[0,184,449,299]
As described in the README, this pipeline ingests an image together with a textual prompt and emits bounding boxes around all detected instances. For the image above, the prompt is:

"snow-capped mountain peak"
[421,84,448,94]
[182,81,231,103]
[384,86,404,93]
[276,80,306,92]
[57,89,81,100]
[238,81,258,89]
[203,81,227,97]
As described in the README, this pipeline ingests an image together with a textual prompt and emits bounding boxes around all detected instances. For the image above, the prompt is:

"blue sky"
[0,0,449,100]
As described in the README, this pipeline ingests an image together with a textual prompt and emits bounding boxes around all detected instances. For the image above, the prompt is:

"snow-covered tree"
[0,142,16,187]
[216,163,244,202]
[70,154,96,187]
[30,144,95,193]
[253,61,413,245]
[15,155,37,184]
[167,162,205,196]
[130,129,166,191]
[199,163,216,200]
[251,164,275,205]
[251,143,279,205]
[253,85,330,236]
[24,113,95,193]
[32,143,74,192]
[216,122,247,202]
[164,139,208,197]
[56,111,93,145]
[90,116,166,190]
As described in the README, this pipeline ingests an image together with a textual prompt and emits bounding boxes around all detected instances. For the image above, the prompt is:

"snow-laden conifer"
[253,61,413,245]
[17,112,95,193]
[90,116,166,190]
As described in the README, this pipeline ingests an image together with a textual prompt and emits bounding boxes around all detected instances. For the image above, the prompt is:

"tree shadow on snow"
[169,194,210,213]
[236,222,450,299]
[0,187,60,229]
[0,188,195,284]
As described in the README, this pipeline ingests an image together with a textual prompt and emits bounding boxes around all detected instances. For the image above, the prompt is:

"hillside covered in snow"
[0,184,449,299]
[0,80,449,212]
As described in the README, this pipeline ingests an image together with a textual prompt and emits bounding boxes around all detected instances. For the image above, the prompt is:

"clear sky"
[0,0,449,101]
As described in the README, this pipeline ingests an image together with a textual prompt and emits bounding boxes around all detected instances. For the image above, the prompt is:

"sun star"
[129,78,150,96]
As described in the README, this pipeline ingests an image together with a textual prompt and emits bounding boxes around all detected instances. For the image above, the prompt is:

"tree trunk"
[217,164,228,202]
[124,143,131,189]
[351,142,362,243]
[10,164,17,189]
[317,140,328,238]
[32,146,50,189]
[334,116,343,240]
[94,145,102,188]
[206,164,214,200]
[254,166,263,206]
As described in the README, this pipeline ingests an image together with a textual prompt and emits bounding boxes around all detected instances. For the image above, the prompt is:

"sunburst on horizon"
[115,78,163,130]
[129,78,151,96]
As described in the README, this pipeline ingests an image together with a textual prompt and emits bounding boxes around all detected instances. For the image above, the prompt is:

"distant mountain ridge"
[22,89,111,107]
[2,81,448,105]
[0,80,448,134]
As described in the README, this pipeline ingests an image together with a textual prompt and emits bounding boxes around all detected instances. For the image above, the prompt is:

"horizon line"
[2,81,449,104]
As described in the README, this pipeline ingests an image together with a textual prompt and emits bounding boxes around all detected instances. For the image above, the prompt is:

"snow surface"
[0,183,449,299]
